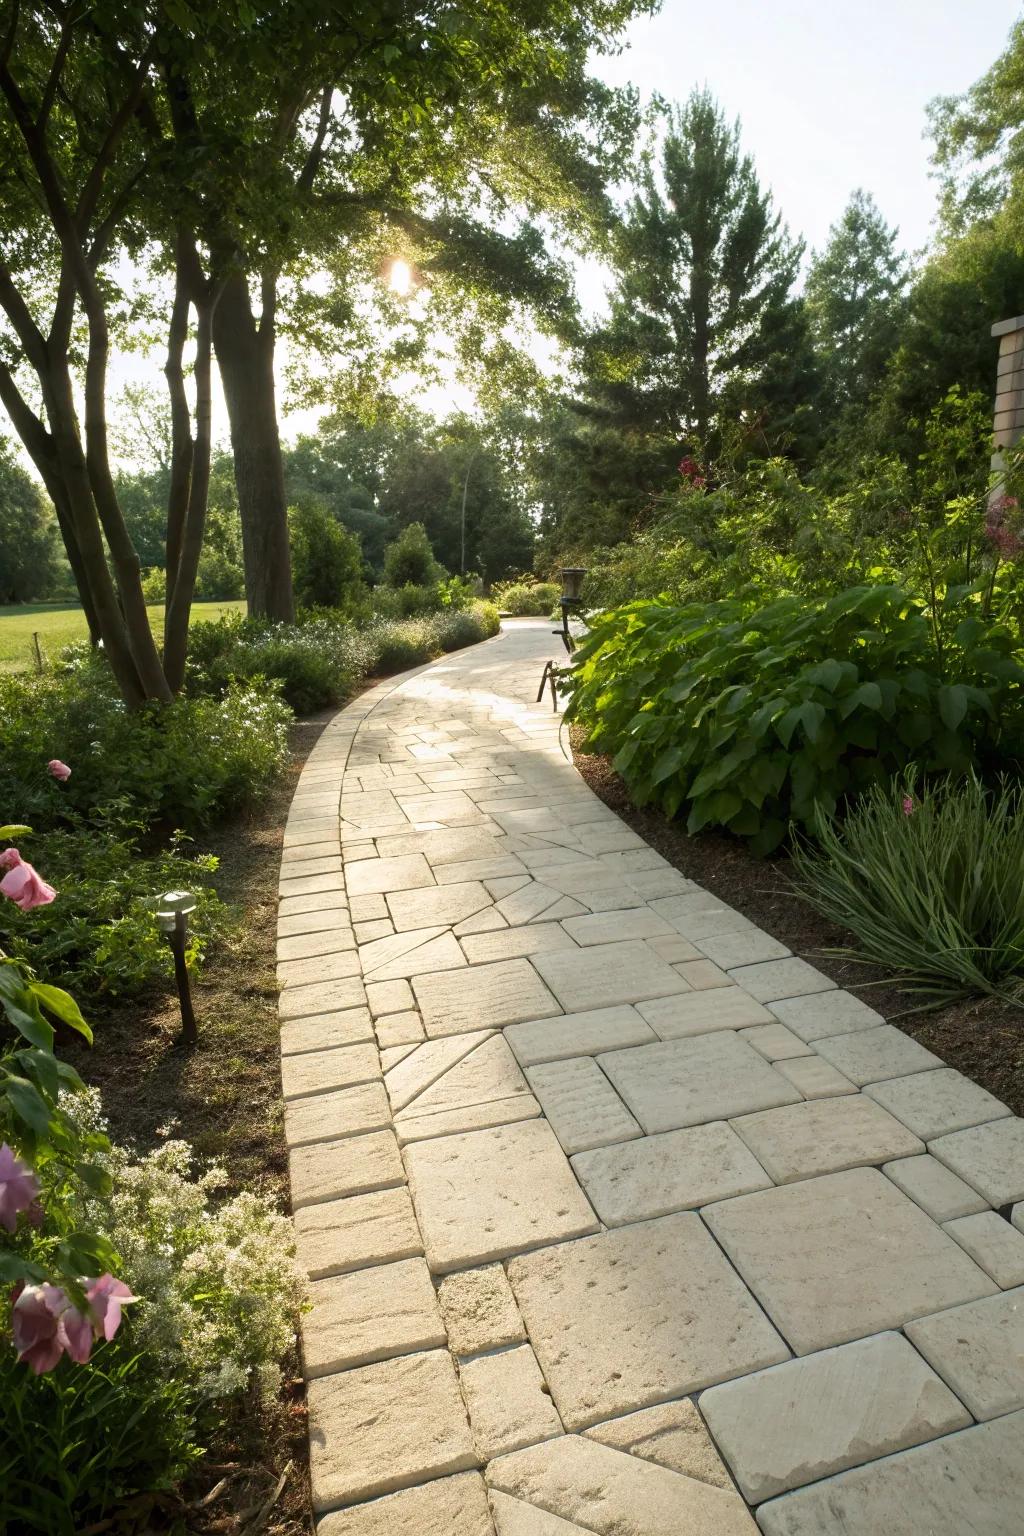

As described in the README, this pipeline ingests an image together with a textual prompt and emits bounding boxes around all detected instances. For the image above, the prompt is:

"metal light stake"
[537,566,588,709]
[152,890,199,1047]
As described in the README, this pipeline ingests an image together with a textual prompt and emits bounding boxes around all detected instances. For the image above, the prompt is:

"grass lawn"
[0,599,247,670]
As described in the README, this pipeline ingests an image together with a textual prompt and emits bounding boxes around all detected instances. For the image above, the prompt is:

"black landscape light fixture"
[537,566,589,708]
[151,890,199,1047]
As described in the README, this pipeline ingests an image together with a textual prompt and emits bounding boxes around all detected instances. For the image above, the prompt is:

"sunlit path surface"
[278,618,1024,1536]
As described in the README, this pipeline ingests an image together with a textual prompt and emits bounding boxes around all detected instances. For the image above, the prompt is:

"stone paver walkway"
[277,618,1024,1535]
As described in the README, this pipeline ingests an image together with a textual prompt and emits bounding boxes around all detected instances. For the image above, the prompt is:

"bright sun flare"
[389,258,412,296]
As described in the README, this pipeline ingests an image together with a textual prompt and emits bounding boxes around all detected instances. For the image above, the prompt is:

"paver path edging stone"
[277,619,1024,1534]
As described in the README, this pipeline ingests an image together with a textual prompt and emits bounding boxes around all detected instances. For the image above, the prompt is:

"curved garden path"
[277,618,1024,1536]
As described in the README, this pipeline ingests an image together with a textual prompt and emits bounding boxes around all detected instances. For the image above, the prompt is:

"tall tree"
[805,190,907,413]
[929,16,1024,238]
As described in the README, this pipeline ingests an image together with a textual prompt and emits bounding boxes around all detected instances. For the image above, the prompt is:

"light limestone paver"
[404,1120,599,1273]
[293,1185,423,1278]
[698,1331,970,1503]
[813,1025,943,1086]
[507,1214,789,1430]
[766,990,884,1041]
[725,958,835,1003]
[773,1055,857,1099]
[396,1092,541,1145]
[738,1023,813,1061]
[317,1473,493,1535]
[397,1034,532,1117]
[303,1258,445,1376]
[532,940,692,1013]
[365,978,415,1017]
[437,1264,527,1356]
[489,1489,585,1533]
[386,1031,493,1112]
[524,1057,642,1154]
[754,1411,1024,1535]
[374,1010,424,1048]
[505,1005,656,1065]
[905,1288,1024,1420]
[930,1116,1024,1206]
[600,1033,801,1133]
[367,931,468,980]
[459,1344,564,1458]
[307,1350,477,1512]
[460,923,578,965]
[346,853,435,896]
[571,1122,772,1226]
[280,976,366,1021]
[486,1435,758,1536]
[414,959,561,1037]
[560,909,676,947]
[729,1095,924,1184]
[883,1153,989,1222]
[280,1042,381,1101]
[695,931,790,969]
[637,988,774,1038]
[289,1129,405,1209]
[704,1168,997,1355]
[944,1210,1024,1288]
[280,1006,374,1057]
[583,1399,732,1487]
[284,1081,391,1148]
[865,1066,1013,1139]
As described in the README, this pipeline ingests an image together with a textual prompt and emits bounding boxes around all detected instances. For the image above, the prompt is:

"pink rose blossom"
[0,1143,40,1233]
[47,759,71,782]
[85,1274,136,1341]
[902,795,915,816]
[0,850,57,910]
[11,1283,91,1373]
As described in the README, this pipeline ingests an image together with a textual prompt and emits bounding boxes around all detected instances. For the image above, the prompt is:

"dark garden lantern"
[537,566,588,708]
[152,890,199,1047]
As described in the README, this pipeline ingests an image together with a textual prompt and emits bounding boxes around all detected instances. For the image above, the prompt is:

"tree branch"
[36,5,75,131]
[297,85,333,194]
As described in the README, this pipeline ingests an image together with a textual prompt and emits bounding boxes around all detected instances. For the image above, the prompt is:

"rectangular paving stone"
[727,957,836,1003]
[739,1023,813,1061]
[317,1472,494,1536]
[637,988,774,1039]
[600,1033,801,1134]
[755,1411,1024,1536]
[437,1263,527,1356]
[415,959,561,1037]
[766,990,884,1042]
[699,1331,970,1503]
[460,1344,564,1458]
[366,931,468,981]
[583,1399,732,1487]
[560,909,676,947]
[386,881,492,931]
[930,1117,1024,1207]
[278,904,350,936]
[773,1055,857,1099]
[814,1025,943,1086]
[572,1121,772,1226]
[289,1129,405,1209]
[460,923,577,965]
[307,1349,476,1512]
[729,1095,924,1184]
[704,1168,997,1355]
[945,1211,1024,1288]
[280,1006,375,1057]
[280,1042,381,1100]
[280,976,366,1021]
[674,958,731,990]
[277,928,357,962]
[346,854,435,896]
[349,894,388,922]
[404,1119,599,1273]
[279,891,350,920]
[303,1258,445,1376]
[695,931,790,969]
[866,1067,1013,1139]
[525,1057,642,1154]
[507,1214,789,1430]
[505,1005,656,1066]
[487,1435,757,1536]
[284,1081,391,1148]
[645,934,703,964]
[377,828,506,865]
[884,1153,989,1222]
[905,1287,1024,1419]
[532,941,692,1013]
[294,1185,423,1278]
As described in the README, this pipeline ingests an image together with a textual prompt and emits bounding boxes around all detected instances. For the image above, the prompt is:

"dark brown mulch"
[570,728,1024,1118]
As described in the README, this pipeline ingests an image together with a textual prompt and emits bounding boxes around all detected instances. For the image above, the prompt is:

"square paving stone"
[727,957,836,1003]
[583,1399,732,1487]
[289,1129,405,1209]
[571,1121,771,1226]
[346,854,435,896]
[404,1119,599,1273]
[813,1025,943,1086]
[486,1429,759,1535]
[945,1211,1024,1288]
[739,1023,813,1061]
[884,1154,989,1222]
[729,1095,923,1184]
[507,1213,789,1430]
[365,978,415,1017]
[599,1033,801,1134]
[386,881,492,931]
[316,1472,493,1536]
[766,990,884,1042]
[930,1117,1024,1206]
[307,1349,477,1512]
[866,1067,1013,1139]
[414,959,560,1037]
[698,1331,970,1504]
[294,1186,423,1278]
[637,988,774,1039]
[437,1264,526,1356]
[505,1005,656,1065]
[703,1167,997,1356]
[525,1057,642,1154]
[754,1411,1024,1536]
[303,1258,446,1376]
[532,941,691,1013]
[459,1344,564,1458]
[905,1287,1024,1419]
[773,1056,857,1099]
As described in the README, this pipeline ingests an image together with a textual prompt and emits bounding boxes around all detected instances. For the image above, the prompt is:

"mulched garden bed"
[570,728,1024,1118]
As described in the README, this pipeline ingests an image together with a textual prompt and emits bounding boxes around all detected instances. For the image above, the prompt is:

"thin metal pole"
[460,449,478,576]
[170,910,198,1046]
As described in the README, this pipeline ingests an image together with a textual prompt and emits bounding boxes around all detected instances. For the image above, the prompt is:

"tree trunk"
[164,292,215,692]
[212,270,294,622]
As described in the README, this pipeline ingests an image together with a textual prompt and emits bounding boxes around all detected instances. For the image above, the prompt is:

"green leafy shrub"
[289,501,367,612]
[140,566,166,603]
[492,579,561,616]
[567,586,1024,853]
[382,520,444,588]
[792,774,1024,1004]
[185,613,360,714]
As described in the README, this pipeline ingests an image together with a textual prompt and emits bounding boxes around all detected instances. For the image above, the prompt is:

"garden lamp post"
[537,566,588,707]
[152,890,198,1047]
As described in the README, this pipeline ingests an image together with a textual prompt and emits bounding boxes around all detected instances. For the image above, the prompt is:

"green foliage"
[493,579,561,616]
[185,614,361,715]
[792,774,1024,1004]
[140,567,166,603]
[289,501,367,612]
[566,587,1024,854]
[0,440,60,604]
[383,521,444,588]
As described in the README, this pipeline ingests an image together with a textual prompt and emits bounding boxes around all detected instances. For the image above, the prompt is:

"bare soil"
[570,728,1024,1118]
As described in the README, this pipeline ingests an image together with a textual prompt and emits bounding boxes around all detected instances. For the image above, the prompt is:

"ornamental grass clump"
[791,773,1024,1005]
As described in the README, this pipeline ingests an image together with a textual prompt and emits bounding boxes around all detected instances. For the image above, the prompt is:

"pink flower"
[47,759,71,782]
[11,1283,91,1373]
[0,1143,40,1233]
[85,1274,135,1342]
[902,795,915,816]
[0,850,57,910]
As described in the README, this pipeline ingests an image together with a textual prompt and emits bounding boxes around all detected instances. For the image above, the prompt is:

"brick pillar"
[990,315,1024,505]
